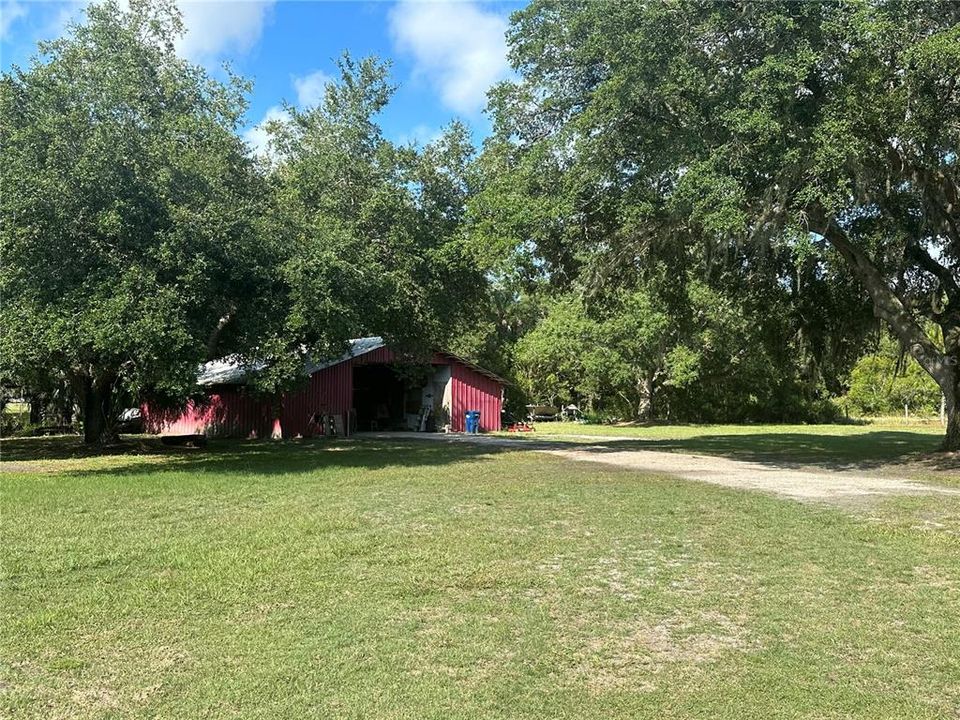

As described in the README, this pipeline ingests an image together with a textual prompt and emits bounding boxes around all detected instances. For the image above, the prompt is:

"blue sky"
[0,0,525,152]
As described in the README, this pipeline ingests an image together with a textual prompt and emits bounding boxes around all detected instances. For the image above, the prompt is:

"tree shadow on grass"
[1,435,172,462]
[2,430,954,478]
[501,430,949,472]
[0,434,504,477]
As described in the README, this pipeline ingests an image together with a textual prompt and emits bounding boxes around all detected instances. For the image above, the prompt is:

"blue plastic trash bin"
[465,410,481,433]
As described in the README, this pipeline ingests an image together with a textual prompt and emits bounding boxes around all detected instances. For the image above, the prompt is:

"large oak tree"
[485,0,960,448]
[250,55,485,394]
[1,0,271,442]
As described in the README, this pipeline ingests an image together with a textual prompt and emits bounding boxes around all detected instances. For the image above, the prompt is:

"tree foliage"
[254,54,484,392]
[5,0,958,446]
[0,0,270,442]
[1,2,482,442]
[476,0,960,446]
[512,278,841,423]
[845,333,942,417]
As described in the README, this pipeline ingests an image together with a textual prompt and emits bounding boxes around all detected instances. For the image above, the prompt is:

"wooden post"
[271,396,283,440]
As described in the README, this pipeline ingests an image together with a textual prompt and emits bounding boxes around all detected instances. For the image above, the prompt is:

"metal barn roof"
[197,337,387,386]
[196,336,505,387]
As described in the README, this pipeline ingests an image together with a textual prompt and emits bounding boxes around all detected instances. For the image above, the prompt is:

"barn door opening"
[352,363,441,432]
[352,365,408,431]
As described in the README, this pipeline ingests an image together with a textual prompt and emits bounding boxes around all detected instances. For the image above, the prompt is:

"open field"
[2,433,960,719]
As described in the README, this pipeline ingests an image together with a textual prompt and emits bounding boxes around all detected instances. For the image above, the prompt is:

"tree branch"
[205,305,236,360]
[885,142,960,246]
[807,207,952,386]
[906,237,960,310]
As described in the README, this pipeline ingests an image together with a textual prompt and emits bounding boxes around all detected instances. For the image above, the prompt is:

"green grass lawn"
[2,436,960,718]
[509,419,951,470]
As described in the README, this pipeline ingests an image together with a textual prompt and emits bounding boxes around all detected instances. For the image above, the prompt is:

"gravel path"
[366,433,959,503]
[538,446,958,502]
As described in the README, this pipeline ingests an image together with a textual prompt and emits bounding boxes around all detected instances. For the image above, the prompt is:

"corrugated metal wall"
[279,360,354,437]
[451,362,502,432]
[351,346,398,366]
[143,389,273,438]
[145,349,503,437]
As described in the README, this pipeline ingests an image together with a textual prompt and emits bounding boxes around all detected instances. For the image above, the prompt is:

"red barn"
[143,337,504,438]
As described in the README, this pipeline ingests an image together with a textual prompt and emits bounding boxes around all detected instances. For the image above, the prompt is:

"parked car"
[116,408,143,434]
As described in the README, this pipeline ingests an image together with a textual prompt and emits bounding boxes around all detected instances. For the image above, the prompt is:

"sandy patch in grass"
[543,447,960,503]
[6,643,193,720]
[573,610,751,693]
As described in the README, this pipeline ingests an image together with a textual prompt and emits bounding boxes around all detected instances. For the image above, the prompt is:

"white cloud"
[174,0,275,62]
[396,123,442,148]
[0,0,28,41]
[29,0,91,42]
[244,69,331,157]
[242,104,288,158]
[37,0,274,63]
[292,70,331,108]
[389,0,510,114]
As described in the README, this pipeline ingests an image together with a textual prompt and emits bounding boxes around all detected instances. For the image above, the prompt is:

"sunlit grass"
[2,438,959,718]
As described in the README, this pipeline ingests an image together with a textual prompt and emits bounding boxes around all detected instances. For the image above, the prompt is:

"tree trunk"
[82,376,117,445]
[942,373,960,452]
[29,397,42,425]
[942,316,960,451]
[637,373,655,420]
[934,308,960,450]
[205,306,236,359]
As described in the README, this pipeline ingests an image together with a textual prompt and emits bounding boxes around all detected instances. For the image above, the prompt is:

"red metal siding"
[351,346,397,365]
[352,347,449,367]
[143,388,272,438]
[451,362,502,432]
[279,360,354,437]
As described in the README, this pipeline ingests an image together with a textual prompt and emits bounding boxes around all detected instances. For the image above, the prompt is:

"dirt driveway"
[367,433,959,503]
